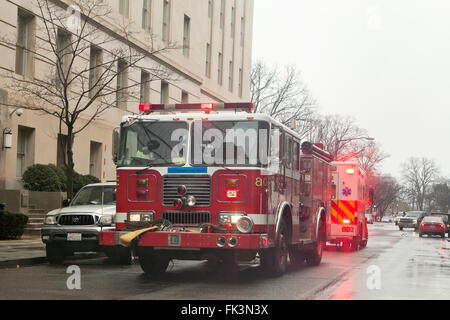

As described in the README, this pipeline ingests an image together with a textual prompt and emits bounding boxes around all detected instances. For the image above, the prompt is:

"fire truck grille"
[162,175,211,207]
[162,211,211,226]
[58,215,95,226]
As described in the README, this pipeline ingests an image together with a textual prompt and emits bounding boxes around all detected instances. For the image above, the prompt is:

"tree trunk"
[66,128,75,200]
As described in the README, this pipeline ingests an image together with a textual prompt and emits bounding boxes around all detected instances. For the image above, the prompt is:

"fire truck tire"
[261,219,288,277]
[138,248,170,277]
[305,219,325,266]
[360,239,368,248]
[289,246,305,267]
[105,246,135,265]
[46,244,65,265]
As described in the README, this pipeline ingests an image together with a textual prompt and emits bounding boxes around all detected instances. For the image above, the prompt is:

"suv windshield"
[118,121,188,167]
[71,186,116,206]
[405,212,421,218]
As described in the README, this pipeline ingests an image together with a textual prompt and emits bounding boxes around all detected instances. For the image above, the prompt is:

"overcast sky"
[252,0,450,180]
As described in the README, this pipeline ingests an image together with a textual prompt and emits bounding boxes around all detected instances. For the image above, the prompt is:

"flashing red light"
[139,104,152,111]
[346,168,355,175]
[201,103,214,110]
[226,190,238,199]
[139,104,164,112]
[174,198,183,209]
[177,185,187,196]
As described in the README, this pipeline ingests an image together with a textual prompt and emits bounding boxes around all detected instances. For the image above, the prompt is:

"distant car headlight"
[98,215,114,226]
[413,219,418,223]
[44,216,57,225]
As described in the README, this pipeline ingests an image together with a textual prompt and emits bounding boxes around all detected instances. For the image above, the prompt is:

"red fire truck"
[327,161,369,250]
[99,103,332,277]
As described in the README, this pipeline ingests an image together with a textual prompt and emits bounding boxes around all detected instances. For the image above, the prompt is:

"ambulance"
[328,161,369,250]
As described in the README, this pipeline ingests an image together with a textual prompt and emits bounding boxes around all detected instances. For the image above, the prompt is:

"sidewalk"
[0,235,46,267]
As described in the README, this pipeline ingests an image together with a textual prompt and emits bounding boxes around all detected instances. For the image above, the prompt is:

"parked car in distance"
[365,214,374,224]
[430,213,450,234]
[41,183,133,265]
[381,216,393,223]
[398,211,427,231]
[419,216,446,238]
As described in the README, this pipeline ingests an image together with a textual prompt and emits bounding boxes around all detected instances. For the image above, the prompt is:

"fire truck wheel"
[46,244,65,265]
[306,223,325,266]
[289,246,305,267]
[138,248,170,277]
[261,219,288,277]
[360,239,368,248]
[106,246,135,265]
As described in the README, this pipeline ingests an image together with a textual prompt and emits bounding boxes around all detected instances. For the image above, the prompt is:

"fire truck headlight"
[186,195,196,207]
[218,213,244,226]
[236,216,254,234]
[128,212,154,222]
[98,215,113,226]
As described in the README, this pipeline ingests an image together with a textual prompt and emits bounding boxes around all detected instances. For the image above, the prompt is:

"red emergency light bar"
[139,103,254,113]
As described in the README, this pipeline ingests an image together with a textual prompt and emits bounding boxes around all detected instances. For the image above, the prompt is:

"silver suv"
[41,183,133,264]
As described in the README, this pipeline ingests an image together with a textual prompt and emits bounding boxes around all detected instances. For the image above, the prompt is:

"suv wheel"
[46,244,65,265]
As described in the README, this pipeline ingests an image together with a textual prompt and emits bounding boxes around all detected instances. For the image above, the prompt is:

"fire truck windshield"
[118,121,189,167]
[191,120,269,167]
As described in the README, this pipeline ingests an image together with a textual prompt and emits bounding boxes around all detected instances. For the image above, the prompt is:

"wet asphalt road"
[0,223,449,300]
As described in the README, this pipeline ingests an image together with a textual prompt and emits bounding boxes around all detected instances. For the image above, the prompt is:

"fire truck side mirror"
[112,127,120,164]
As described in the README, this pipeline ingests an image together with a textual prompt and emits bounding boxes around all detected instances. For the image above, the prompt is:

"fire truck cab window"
[118,121,188,167]
[191,120,269,166]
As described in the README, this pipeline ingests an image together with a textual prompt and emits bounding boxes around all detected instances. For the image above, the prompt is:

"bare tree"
[349,140,389,180]
[0,0,176,198]
[250,60,317,139]
[373,176,402,217]
[401,157,439,211]
[312,114,370,161]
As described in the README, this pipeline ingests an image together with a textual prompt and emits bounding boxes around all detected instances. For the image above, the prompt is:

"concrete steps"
[23,209,47,236]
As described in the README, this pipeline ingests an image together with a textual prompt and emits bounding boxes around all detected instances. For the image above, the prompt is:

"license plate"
[67,233,82,241]
[168,234,181,247]
[342,227,354,232]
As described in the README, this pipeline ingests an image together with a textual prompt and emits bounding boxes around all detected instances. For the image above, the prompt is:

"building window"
[231,6,235,38]
[205,43,211,77]
[15,10,34,76]
[89,141,102,179]
[140,70,150,104]
[218,52,223,85]
[181,91,189,103]
[183,15,190,57]
[89,45,102,98]
[228,60,233,92]
[240,16,245,47]
[162,0,170,41]
[119,0,129,18]
[16,126,35,177]
[220,0,225,29]
[116,59,128,109]
[142,0,151,30]
[238,68,243,97]
[208,0,212,19]
[56,29,71,87]
[160,81,169,104]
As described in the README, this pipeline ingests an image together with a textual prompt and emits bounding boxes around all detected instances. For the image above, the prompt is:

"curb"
[0,256,47,268]
[0,253,104,268]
